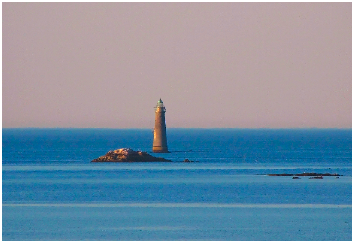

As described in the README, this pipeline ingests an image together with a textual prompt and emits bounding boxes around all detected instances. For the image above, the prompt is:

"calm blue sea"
[2,128,352,240]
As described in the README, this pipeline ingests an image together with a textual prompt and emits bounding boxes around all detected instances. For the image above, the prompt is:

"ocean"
[2,128,352,240]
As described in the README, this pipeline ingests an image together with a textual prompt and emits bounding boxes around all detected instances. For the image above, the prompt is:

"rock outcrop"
[91,148,172,162]
[267,172,341,177]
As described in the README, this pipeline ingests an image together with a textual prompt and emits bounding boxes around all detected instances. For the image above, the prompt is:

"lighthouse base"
[152,146,170,153]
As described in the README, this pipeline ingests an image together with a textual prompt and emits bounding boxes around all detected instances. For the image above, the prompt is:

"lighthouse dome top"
[158,98,163,103]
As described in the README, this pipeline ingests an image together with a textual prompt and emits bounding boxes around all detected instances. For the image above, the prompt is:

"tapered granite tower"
[152,98,169,153]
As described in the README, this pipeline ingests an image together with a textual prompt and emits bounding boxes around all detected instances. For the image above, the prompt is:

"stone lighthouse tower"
[152,98,169,153]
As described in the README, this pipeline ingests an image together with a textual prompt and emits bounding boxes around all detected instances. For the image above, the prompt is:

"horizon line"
[2,127,352,129]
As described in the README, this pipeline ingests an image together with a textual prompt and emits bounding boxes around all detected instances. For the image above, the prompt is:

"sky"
[2,2,352,128]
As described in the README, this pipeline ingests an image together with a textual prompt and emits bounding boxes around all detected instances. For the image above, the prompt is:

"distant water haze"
[2,3,351,128]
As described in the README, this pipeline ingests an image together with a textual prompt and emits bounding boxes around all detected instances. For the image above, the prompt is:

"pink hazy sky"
[3,3,352,128]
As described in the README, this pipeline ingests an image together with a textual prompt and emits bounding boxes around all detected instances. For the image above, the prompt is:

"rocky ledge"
[91,148,172,162]
[267,172,341,177]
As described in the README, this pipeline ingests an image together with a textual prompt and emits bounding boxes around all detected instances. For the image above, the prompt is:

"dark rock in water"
[295,172,340,177]
[268,173,293,176]
[184,159,190,162]
[268,172,341,177]
[91,148,172,162]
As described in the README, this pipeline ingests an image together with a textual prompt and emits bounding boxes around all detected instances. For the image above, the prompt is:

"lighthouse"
[152,98,169,153]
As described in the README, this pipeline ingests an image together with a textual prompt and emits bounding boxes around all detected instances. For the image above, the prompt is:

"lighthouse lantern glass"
[157,100,164,107]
